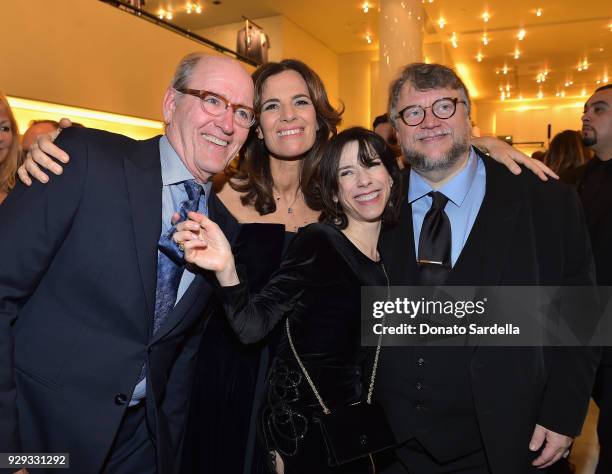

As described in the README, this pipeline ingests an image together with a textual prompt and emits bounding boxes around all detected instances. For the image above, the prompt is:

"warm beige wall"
[474,97,585,153]
[196,16,340,112]
[195,16,284,63]
[338,51,378,129]
[1,0,252,122]
[282,19,339,110]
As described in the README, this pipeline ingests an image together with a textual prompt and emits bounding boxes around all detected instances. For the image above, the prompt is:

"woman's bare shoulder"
[214,175,257,221]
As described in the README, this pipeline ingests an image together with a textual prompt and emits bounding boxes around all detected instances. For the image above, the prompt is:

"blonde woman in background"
[0,93,20,204]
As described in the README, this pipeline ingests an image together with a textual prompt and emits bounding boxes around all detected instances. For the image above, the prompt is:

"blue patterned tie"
[133,180,204,393]
[153,179,204,334]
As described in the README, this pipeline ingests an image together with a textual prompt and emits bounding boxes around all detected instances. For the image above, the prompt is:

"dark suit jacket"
[378,150,599,474]
[0,128,238,474]
[562,160,612,286]
[563,160,612,366]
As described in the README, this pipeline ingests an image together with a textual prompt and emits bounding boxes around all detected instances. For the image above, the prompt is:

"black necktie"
[418,191,451,285]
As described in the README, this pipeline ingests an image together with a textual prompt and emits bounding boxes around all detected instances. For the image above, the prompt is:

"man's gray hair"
[171,52,207,90]
[388,63,471,127]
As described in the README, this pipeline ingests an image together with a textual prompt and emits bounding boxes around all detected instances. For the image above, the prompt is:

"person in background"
[0,93,20,205]
[373,113,402,165]
[372,114,402,156]
[562,83,612,474]
[21,120,59,154]
[544,130,592,175]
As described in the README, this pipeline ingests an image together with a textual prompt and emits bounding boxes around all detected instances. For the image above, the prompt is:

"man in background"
[21,120,59,154]
[563,83,612,474]
[373,112,403,166]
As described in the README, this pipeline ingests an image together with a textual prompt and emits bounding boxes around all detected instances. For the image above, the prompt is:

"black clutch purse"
[286,303,397,471]
[313,400,396,467]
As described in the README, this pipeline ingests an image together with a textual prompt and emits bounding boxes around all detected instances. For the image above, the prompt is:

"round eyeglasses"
[175,88,256,128]
[394,97,467,127]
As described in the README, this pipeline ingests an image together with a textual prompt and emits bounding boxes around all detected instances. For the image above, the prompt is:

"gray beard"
[402,134,470,173]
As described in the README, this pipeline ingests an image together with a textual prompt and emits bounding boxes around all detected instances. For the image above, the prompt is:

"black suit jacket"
[378,150,599,473]
[563,160,612,367]
[0,128,238,474]
[562,160,612,286]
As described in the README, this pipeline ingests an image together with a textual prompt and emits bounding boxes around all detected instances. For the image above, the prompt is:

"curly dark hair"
[229,59,343,214]
[318,127,403,230]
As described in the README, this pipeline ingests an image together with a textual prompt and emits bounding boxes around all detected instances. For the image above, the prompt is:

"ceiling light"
[195,5,202,13]
[157,8,165,19]
[482,11,490,23]
[438,17,446,29]
[450,32,458,48]
[362,2,370,13]
[502,64,509,75]
[536,72,546,83]
[506,84,511,92]
[476,52,483,62]
[517,29,527,41]
[536,8,543,17]
[365,33,373,44]
[166,11,173,20]
[482,33,489,45]
[513,48,521,59]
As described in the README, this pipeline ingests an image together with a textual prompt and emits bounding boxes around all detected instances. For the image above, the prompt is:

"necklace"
[274,188,301,214]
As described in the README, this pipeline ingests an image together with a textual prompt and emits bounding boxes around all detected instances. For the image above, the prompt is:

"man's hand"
[17,118,72,186]
[530,423,573,469]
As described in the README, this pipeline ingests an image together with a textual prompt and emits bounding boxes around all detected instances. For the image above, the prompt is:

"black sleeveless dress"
[181,223,293,474]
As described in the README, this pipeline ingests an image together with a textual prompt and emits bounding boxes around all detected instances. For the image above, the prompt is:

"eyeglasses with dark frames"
[175,88,256,128]
[394,97,467,127]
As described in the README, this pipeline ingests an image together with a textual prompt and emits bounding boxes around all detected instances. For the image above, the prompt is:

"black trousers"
[102,402,157,474]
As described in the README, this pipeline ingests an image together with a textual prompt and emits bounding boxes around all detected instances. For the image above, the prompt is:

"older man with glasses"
[0,53,253,474]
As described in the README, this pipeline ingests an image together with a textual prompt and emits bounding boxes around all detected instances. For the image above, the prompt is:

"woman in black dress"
[175,127,403,473]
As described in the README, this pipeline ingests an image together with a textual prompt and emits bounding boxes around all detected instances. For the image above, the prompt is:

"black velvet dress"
[219,223,388,474]
[182,223,292,474]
